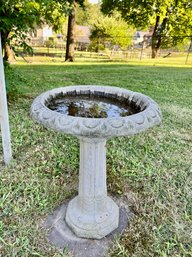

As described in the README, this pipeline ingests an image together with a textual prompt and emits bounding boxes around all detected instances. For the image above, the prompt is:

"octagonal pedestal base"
[44,200,129,257]
[66,196,119,239]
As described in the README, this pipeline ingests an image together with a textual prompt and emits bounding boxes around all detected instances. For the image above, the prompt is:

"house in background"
[29,25,53,46]
[133,30,152,48]
[75,25,91,51]
[28,24,90,50]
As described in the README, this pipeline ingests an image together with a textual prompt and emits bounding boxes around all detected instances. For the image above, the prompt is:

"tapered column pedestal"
[65,137,119,239]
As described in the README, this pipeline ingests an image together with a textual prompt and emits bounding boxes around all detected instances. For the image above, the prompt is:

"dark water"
[47,94,140,118]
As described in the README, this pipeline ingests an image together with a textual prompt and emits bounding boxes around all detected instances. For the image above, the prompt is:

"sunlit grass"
[15,49,192,67]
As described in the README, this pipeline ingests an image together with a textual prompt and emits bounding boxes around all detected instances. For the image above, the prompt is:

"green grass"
[0,58,192,257]
[16,49,192,66]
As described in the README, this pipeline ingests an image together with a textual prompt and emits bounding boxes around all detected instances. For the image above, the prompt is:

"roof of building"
[76,25,91,44]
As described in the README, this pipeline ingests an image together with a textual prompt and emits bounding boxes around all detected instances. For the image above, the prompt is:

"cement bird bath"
[31,85,161,239]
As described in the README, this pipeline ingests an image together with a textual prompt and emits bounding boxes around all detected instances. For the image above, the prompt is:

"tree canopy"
[90,12,135,51]
[0,0,43,58]
[0,0,71,60]
[76,0,101,26]
[101,0,192,58]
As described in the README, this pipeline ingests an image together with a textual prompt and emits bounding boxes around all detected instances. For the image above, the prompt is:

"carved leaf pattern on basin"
[30,85,162,138]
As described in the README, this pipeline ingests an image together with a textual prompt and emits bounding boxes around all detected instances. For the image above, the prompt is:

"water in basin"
[47,94,140,118]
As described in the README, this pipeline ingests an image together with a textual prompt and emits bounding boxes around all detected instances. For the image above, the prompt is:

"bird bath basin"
[31,85,161,239]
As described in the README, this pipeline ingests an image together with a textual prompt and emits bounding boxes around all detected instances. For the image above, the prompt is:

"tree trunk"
[152,47,158,58]
[151,12,169,59]
[151,16,160,59]
[1,31,15,62]
[1,31,8,59]
[4,44,15,62]
[65,0,76,62]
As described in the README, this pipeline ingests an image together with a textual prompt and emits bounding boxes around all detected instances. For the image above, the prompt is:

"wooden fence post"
[0,32,12,164]
[185,38,192,65]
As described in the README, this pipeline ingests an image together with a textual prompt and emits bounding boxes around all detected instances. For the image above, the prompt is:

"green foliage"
[0,0,68,58]
[88,40,105,52]
[0,0,41,59]
[90,12,135,50]
[0,0,42,38]
[45,36,57,48]
[76,0,101,26]
[101,0,192,52]
[0,0,88,60]
[43,1,68,32]
[4,62,25,101]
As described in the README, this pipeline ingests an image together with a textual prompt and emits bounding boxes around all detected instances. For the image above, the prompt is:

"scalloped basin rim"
[40,86,148,119]
[31,85,161,138]
[46,94,141,119]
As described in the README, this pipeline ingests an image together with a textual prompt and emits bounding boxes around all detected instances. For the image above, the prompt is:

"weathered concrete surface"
[65,137,119,239]
[31,85,162,139]
[44,201,130,257]
[32,85,161,241]
[0,32,12,165]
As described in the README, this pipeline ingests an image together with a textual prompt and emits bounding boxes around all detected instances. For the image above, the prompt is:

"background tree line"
[1,0,192,61]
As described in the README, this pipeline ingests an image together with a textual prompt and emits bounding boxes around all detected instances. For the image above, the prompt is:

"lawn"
[0,58,192,257]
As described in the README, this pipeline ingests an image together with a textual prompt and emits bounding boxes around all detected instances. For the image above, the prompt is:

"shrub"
[4,62,24,101]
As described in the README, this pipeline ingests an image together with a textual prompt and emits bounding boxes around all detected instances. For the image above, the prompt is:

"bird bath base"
[44,200,129,257]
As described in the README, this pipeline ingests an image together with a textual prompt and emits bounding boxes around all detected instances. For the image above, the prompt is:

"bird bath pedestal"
[31,85,161,240]
[66,137,118,239]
